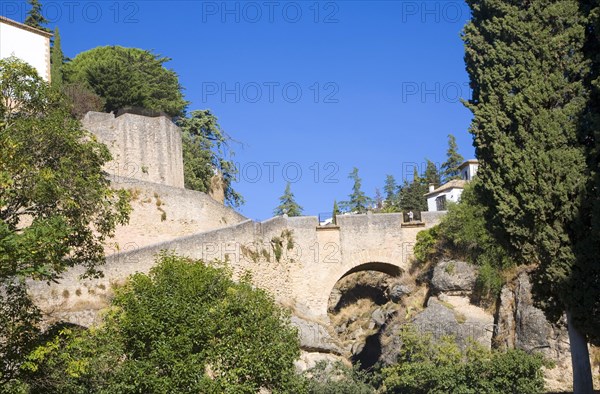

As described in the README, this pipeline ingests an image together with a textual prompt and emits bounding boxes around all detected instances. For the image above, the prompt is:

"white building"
[0,16,52,81]
[425,160,479,212]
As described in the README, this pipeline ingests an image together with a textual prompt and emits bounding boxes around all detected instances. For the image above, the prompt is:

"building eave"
[0,16,53,38]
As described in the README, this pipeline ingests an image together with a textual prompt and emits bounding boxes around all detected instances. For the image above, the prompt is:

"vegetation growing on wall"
[177,110,244,208]
[18,254,304,393]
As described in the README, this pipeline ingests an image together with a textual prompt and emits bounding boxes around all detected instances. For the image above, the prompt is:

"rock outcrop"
[290,316,343,355]
[495,272,573,392]
[431,259,477,293]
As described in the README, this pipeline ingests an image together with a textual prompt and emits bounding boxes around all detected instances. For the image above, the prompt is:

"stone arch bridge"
[28,211,443,327]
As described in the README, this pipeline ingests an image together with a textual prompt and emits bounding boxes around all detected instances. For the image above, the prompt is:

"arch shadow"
[338,261,403,281]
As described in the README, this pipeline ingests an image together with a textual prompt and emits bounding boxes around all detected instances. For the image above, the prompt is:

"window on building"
[435,195,446,211]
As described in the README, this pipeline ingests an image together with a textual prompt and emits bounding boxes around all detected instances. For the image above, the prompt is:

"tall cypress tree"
[273,183,303,217]
[24,0,49,32]
[463,0,595,391]
[440,134,464,182]
[50,27,63,89]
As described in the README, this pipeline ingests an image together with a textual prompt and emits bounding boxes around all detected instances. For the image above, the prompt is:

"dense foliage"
[381,326,549,394]
[20,254,304,393]
[274,182,303,216]
[177,110,243,207]
[413,181,515,305]
[0,57,131,385]
[463,0,599,390]
[64,46,188,117]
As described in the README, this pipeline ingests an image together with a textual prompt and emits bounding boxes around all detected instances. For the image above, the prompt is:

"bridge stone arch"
[27,212,441,327]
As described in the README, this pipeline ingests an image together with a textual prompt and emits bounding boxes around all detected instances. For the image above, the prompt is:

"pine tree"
[424,159,441,187]
[463,0,595,390]
[24,0,49,32]
[273,183,303,217]
[343,167,371,213]
[440,134,464,182]
[50,27,63,89]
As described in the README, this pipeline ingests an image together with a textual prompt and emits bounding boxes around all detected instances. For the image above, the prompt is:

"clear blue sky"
[3,0,475,221]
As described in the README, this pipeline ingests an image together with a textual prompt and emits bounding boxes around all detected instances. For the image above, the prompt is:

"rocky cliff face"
[495,272,573,392]
[309,260,592,392]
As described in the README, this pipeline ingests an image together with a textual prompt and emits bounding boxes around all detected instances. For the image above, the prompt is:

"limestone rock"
[294,351,347,373]
[411,297,493,349]
[431,260,477,293]
[495,273,572,392]
[291,316,343,355]
[388,283,414,303]
[371,308,386,327]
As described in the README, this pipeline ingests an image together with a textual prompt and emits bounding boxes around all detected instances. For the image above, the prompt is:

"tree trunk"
[567,310,594,393]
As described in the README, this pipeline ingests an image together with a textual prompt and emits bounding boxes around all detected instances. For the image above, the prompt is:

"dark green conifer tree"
[463,0,596,390]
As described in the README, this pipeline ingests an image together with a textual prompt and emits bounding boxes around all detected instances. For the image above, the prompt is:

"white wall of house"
[0,18,51,81]
[461,162,479,181]
[426,187,465,212]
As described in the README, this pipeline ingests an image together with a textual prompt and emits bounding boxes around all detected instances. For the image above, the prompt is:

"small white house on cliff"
[0,16,52,81]
[425,160,478,212]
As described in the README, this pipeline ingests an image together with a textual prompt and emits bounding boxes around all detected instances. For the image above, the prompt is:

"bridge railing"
[318,212,334,226]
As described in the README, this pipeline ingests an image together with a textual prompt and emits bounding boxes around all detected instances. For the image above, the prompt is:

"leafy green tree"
[50,27,63,90]
[399,168,427,216]
[24,0,49,32]
[0,280,42,388]
[440,134,464,182]
[64,46,188,117]
[463,0,596,390]
[382,326,549,394]
[342,167,372,213]
[22,254,304,393]
[274,182,303,216]
[0,57,130,384]
[424,159,441,187]
[177,110,243,207]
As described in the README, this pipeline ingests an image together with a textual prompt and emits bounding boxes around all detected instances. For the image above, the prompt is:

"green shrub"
[21,253,303,393]
[305,361,375,394]
[413,226,439,264]
[381,326,549,394]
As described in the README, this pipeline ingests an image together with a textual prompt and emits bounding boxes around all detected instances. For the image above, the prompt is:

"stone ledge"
[401,222,426,228]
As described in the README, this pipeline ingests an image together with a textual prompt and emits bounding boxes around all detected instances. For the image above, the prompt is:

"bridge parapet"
[27,213,434,326]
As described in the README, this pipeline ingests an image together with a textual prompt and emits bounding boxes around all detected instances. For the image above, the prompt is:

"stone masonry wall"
[28,213,436,327]
[82,112,184,188]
